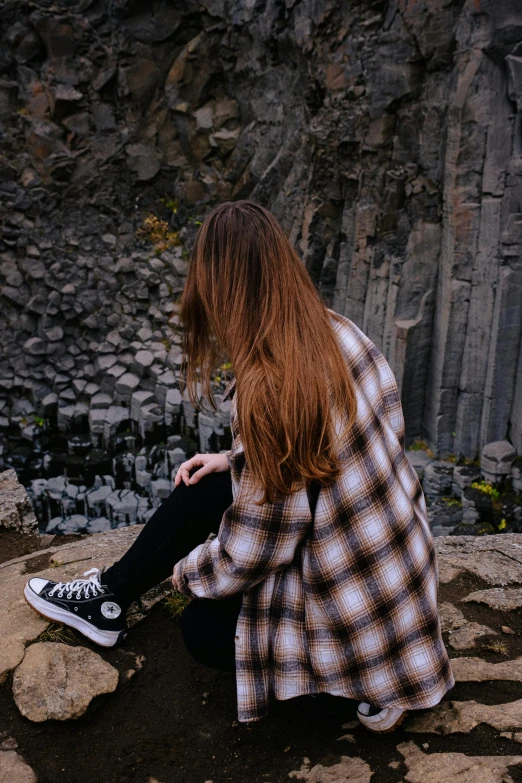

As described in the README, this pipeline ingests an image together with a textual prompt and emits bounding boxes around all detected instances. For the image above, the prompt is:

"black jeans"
[103,470,242,673]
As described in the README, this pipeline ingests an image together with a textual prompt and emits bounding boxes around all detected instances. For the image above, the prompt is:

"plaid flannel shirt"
[172,309,455,722]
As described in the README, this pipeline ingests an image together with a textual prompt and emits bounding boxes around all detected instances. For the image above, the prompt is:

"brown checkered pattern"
[172,309,455,723]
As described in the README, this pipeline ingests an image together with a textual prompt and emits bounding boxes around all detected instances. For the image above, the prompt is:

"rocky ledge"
[2,530,522,782]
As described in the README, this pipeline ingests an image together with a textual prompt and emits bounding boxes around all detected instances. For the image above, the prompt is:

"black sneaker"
[24,567,128,648]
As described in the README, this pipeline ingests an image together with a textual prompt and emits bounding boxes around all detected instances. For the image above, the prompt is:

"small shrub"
[38,622,76,645]
[136,214,182,254]
[471,480,500,503]
[481,640,509,657]
[163,591,191,619]
[441,496,462,508]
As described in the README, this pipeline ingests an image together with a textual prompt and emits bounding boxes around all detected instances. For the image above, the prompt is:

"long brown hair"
[179,200,357,504]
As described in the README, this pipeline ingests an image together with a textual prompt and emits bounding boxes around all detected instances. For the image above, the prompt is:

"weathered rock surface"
[0,470,37,533]
[396,741,522,783]
[407,697,522,735]
[438,561,467,585]
[462,588,522,612]
[13,642,119,721]
[289,755,373,783]
[500,732,522,744]
[433,535,522,585]
[450,657,522,683]
[0,750,37,783]
[439,601,467,632]
[438,601,497,650]
[447,622,497,652]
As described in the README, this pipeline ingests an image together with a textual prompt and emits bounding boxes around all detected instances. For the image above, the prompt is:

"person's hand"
[174,452,230,487]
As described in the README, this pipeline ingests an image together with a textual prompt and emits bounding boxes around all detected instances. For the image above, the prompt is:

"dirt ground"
[2,562,522,783]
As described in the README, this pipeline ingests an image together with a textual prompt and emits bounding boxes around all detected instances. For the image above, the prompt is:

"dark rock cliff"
[1,0,522,467]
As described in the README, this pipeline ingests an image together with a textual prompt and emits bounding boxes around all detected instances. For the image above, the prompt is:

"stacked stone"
[0,238,232,533]
[407,440,522,537]
[0,211,233,530]
[25,392,231,533]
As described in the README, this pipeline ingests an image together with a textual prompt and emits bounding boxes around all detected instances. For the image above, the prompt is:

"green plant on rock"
[482,640,509,657]
[471,480,501,503]
[160,196,179,214]
[163,591,191,619]
[477,523,497,536]
[34,415,45,427]
[408,439,435,458]
[441,496,462,508]
[459,456,481,466]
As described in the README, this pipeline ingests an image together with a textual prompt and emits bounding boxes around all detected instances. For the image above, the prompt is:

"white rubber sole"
[24,583,123,648]
[357,704,408,733]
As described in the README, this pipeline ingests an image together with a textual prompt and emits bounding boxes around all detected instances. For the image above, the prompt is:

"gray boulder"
[13,643,118,721]
[481,441,517,483]
[0,750,37,783]
[0,469,38,533]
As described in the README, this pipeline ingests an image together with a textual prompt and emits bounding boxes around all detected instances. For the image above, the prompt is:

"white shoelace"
[48,568,106,600]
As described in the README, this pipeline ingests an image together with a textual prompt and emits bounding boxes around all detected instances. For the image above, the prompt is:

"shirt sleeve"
[225,448,234,472]
[374,352,405,451]
[172,462,312,599]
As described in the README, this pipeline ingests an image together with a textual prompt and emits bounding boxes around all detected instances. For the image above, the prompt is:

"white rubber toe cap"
[357,703,407,732]
[26,577,50,595]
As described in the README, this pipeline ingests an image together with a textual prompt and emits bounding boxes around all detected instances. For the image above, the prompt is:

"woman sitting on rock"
[24,199,455,733]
